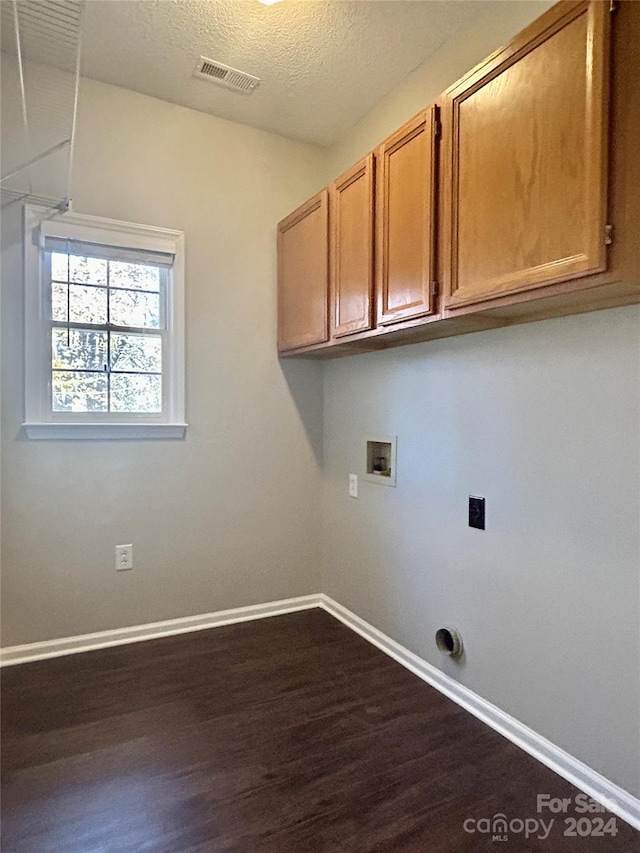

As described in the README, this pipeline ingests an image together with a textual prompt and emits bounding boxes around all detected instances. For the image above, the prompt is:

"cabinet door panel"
[443,1,610,309]
[331,155,374,338]
[377,107,438,325]
[277,190,328,352]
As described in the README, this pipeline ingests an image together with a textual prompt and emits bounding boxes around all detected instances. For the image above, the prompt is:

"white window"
[23,205,186,439]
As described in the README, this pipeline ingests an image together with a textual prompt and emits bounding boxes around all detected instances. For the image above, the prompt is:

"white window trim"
[23,204,187,440]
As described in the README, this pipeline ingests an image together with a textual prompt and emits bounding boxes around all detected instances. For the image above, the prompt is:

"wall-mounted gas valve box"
[364,436,397,487]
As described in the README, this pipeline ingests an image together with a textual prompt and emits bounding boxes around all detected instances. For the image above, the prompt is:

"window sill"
[23,422,188,440]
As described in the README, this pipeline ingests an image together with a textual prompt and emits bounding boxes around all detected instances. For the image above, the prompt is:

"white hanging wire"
[12,0,33,197]
[65,1,85,212]
[1,1,84,214]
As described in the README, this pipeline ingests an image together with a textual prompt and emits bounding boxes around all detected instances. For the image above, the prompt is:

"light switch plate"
[348,474,358,498]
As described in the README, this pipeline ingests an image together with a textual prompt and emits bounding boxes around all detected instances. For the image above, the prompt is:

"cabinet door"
[330,154,375,338]
[377,107,438,325]
[442,0,610,309]
[277,190,329,352]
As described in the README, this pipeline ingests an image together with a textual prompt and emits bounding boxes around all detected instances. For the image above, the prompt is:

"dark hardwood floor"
[1,609,637,852]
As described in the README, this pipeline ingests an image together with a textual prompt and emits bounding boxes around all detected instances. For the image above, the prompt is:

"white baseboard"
[0,594,322,667]
[318,595,640,833]
[1,591,638,831]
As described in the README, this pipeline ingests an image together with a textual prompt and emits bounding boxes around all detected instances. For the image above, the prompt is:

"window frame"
[24,204,187,439]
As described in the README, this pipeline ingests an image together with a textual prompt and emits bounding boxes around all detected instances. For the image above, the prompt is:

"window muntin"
[44,243,170,416]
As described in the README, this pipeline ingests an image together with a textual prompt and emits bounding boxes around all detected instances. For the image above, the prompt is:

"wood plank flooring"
[1,609,637,852]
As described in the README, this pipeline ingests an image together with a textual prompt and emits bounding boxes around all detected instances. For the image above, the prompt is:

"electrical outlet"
[115,544,133,571]
[348,474,358,498]
[468,496,485,530]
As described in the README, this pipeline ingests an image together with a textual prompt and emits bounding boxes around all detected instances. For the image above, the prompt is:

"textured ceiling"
[76,0,493,147]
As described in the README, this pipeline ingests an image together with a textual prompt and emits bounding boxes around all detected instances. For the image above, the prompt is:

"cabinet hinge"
[431,280,439,298]
[609,0,618,12]
[433,117,441,140]
[605,224,614,246]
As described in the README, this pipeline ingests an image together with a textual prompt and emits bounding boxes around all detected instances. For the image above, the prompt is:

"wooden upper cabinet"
[330,154,375,338]
[442,0,611,309]
[377,106,439,325]
[277,190,329,352]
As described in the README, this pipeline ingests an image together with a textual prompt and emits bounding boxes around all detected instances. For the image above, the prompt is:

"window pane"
[110,289,160,329]
[110,333,161,373]
[52,329,107,371]
[109,261,160,292]
[51,252,68,282]
[52,282,68,321]
[52,371,108,412]
[69,255,107,286]
[111,374,162,413]
[67,284,108,324]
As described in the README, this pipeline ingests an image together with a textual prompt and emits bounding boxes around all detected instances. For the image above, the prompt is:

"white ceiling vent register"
[193,57,260,94]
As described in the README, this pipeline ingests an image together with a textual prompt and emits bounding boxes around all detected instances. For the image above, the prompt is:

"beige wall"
[1,77,326,645]
[320,0,640,798]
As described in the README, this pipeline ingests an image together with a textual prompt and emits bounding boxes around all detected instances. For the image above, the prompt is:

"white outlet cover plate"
[116,544,133,571]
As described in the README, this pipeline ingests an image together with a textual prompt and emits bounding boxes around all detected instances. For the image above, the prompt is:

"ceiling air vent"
[193,57,260,94]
